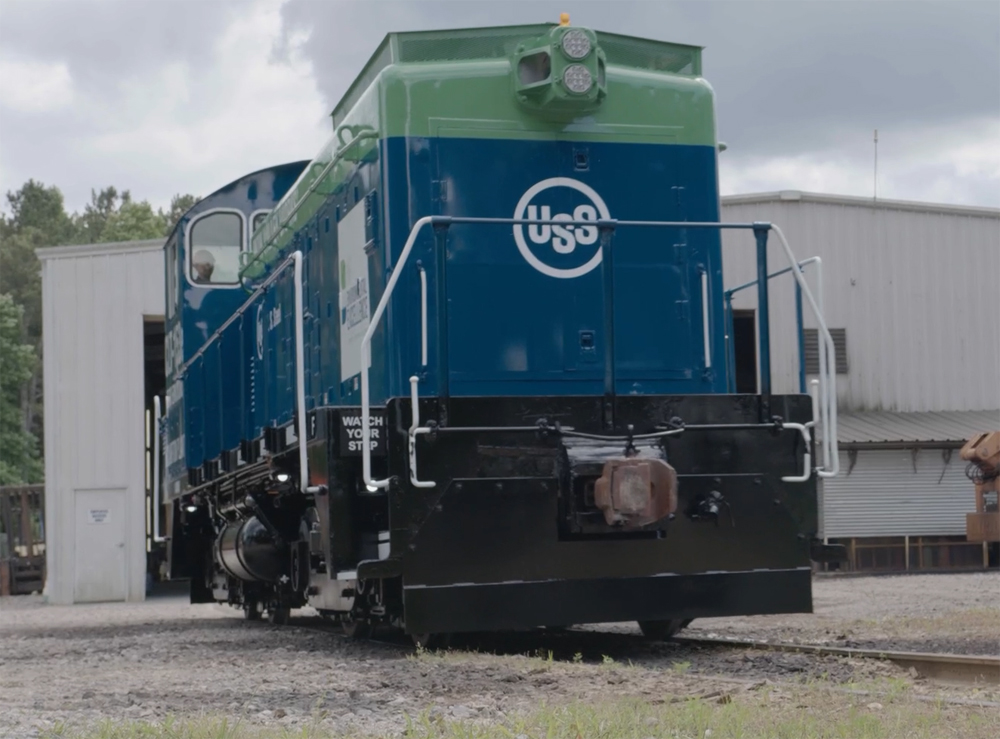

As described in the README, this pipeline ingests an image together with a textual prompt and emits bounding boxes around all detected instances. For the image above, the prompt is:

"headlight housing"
[563,64,593,94]
[561,29,591,59]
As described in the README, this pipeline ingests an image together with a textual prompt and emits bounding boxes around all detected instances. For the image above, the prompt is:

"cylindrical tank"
[216,517,285,582]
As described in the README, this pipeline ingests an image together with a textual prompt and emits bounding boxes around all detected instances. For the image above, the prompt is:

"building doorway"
[143,317,167,593]
[732,310,758,394]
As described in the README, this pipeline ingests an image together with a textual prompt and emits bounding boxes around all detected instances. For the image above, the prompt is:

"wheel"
[638,618,690,641]
[243,600,261,621]
[268,606,291,625]
[342,617,373,640]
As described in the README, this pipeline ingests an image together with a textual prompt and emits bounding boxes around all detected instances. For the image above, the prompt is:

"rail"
[724,255,839,477]
[244,129,379,279]
[360,216,839,491]
[176,251,309,494]
[151,395,166,543]
[673,635,1000,686]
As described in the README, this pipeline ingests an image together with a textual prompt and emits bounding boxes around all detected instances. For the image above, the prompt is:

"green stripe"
[380,62,716,144]
[245,50,717,276]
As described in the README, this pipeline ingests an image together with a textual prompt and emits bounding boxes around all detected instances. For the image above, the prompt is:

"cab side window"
[189,212,243,286]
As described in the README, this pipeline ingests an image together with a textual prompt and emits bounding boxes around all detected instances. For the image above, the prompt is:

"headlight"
[561,30,591,60]
[563,64,593,94]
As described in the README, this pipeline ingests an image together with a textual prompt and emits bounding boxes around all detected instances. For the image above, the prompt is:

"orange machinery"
[962,431,1000,543]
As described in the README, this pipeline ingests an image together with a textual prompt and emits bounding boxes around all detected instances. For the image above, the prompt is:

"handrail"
[243,129,380,278]
[700,268,711,369]
[769,227,838,477]
[152,395,167,543]
[360,215,838,490]
[417,262,428,367]
[723,255,835,475]
[175,250,310,494]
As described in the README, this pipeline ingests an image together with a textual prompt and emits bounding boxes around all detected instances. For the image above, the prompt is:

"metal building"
[720,191,1000,570]
[34,191,997,603]
[37,238,165,603]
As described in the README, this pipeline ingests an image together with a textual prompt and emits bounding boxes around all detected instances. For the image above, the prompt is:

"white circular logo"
[513,177,610,279]
[255,305,264,360]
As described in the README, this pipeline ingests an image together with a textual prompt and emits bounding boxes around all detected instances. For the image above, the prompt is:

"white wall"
[720,193,1000,413]
[39,239,165,604]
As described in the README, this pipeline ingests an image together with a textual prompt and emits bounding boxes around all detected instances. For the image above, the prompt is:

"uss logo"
[513,177,611,279]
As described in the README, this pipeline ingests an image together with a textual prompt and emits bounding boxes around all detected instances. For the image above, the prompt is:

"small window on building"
[804,328,848,374]
[189,211,242,286]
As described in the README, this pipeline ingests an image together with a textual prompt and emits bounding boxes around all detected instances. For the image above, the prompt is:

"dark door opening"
[143,317,168,594]
[732,310,758,394]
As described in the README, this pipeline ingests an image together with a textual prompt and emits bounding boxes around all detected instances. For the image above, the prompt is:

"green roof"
[330,23,703,130]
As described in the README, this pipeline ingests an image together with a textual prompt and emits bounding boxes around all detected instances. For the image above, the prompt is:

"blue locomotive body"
[161,22,839,637]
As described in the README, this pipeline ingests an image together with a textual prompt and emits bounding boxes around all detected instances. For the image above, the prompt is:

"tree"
[0,179,198,481]
[2,180,76,246]
[163,193,199,235]
[0,294,43,483]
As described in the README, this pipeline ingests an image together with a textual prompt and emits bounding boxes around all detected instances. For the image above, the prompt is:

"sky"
[0,0,997,215]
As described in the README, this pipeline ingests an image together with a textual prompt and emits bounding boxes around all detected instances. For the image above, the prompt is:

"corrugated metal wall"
[822,449,976,537]
[40,241,164,603]
[720,195,1000,413]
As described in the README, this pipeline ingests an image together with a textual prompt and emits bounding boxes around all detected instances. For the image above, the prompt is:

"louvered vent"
[804,328,848,374]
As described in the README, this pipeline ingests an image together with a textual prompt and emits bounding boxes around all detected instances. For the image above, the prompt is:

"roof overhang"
[36,238,166,261]
[837,409,1000,448]
[721,190,1000,219]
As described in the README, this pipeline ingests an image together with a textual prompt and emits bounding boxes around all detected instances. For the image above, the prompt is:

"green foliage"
[74,187,200,244]
[0,179,197,480]
[164,193,200,234]
[0,294,43,483]
[3,179,77,245]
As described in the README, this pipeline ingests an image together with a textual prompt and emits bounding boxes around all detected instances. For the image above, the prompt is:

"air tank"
[216,517,286,582]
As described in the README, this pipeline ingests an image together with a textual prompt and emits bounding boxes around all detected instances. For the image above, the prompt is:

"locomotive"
[160,19,841,644]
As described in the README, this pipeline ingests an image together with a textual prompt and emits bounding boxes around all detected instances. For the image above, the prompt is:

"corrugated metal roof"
[721,190,1000,218]
[837,410,1000,444]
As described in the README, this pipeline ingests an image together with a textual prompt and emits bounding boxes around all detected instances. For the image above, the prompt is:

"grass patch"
[42,688,1000,739]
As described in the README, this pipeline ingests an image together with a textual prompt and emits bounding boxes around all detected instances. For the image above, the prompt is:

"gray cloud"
[0,0,996,212]
[281,0,999,156]
[0,0,246,93]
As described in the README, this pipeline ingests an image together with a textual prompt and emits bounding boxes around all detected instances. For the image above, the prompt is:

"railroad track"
[674,635,1000,686]
[283,613,999,686]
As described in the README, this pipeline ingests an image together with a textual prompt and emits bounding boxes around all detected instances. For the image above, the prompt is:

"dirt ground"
[1,572,997,738]
[683,571,1000,654]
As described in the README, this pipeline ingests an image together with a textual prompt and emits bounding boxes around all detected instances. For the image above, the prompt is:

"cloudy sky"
[1,0,997,215]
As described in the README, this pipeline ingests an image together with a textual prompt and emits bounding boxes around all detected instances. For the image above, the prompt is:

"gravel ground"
[682,571,1000,655]
[1,572,998,737]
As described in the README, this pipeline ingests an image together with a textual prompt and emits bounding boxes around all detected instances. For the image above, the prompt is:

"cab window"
[188,211,242,286]
[252,210,269,234]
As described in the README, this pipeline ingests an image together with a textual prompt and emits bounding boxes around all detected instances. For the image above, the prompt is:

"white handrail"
[418,263,428,367]
[174,251,309,492]
[292,251,309,491]
[769,226,839,477]
[360,216,839,489]
[408,375,435,488]
[701,268,711,369]
[151,395,167,543]
[781,422,812,482]
[362,216,435,489]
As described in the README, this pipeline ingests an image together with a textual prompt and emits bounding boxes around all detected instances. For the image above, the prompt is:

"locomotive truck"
[159,19,842,645]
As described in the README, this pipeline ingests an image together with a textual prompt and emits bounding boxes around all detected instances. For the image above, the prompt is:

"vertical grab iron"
[753,223,772,420]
